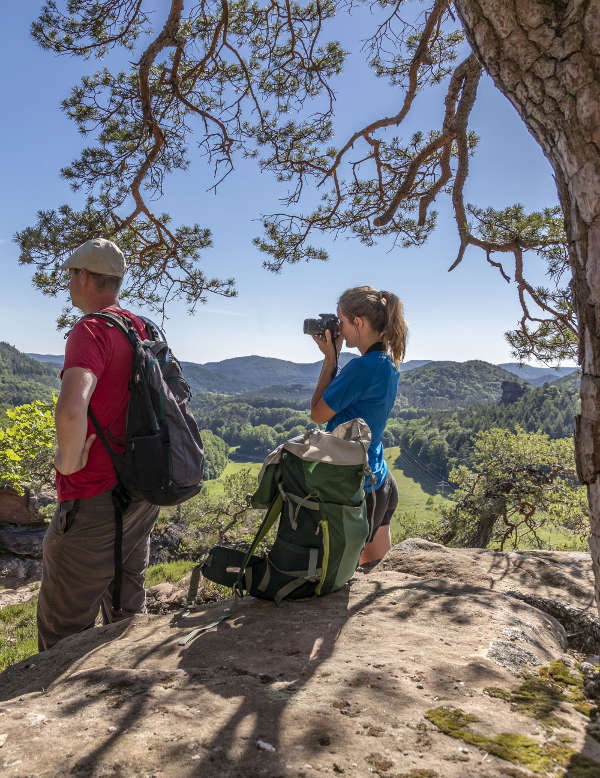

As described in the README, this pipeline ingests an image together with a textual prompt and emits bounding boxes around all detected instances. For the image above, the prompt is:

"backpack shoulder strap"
[139,315,167,343]
[81,311,140,350]
[82,311,139,456]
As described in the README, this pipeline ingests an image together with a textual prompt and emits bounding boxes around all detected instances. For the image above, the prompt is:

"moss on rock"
[424,706,600,775]
[486,661,598,728]
[485,677,570,730]
[547,661,582,687]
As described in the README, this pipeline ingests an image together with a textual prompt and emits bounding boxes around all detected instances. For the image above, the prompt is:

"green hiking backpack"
[197,418,373,605]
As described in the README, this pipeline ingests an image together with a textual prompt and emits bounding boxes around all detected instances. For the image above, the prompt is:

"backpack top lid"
[258,418,371,483]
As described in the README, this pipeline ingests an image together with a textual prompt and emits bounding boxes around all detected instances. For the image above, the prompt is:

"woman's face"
[337,309,359,348]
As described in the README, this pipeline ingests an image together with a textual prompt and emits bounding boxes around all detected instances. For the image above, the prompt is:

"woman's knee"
[360,525,392,564]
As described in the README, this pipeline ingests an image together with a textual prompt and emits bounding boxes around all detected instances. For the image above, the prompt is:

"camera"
[303,313,339,338]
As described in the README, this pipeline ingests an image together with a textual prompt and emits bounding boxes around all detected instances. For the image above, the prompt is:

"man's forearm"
[55,403,88,475]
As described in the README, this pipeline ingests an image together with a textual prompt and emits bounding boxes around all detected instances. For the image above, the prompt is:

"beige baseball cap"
[62,238,127,278]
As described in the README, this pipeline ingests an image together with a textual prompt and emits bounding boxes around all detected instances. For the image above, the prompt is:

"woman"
[311,286,406,567]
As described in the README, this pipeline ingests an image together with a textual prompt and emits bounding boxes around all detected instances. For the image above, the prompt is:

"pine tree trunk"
[468,512,497,548]
[454,1,600,609]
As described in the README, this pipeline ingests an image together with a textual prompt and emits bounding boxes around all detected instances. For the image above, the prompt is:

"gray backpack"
[86,310,204,609]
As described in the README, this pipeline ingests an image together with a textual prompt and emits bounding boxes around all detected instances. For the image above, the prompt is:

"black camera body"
[303,313,339,338]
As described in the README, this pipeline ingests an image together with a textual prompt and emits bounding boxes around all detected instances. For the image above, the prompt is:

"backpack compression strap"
[234,492,283,597]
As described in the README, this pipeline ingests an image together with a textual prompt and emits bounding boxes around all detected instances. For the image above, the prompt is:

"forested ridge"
[386,380,579,482]
[2,344,580,479]
[0,343,60,416]
[393,360,527,410]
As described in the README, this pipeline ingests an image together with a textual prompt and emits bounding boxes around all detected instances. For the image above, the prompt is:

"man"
[37,238,159,652]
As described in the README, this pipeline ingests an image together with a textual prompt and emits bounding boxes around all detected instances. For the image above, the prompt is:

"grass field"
[383,446,449,544]
[203,460,262,497]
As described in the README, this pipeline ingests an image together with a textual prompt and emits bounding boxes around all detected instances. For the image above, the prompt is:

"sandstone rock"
[0,555,42,581]
[1,556,599,777]
[0,580,41,610]
[0,488,39,526]
[382,541,595,611]
[149,512,190,565]
[146,581,187,614]
[0,525,46,558]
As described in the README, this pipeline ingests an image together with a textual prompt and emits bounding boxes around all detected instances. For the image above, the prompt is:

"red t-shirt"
[56,307,148,502]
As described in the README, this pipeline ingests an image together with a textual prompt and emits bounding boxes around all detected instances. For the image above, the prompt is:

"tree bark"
[453,0,600,609]
[468,509,499,548]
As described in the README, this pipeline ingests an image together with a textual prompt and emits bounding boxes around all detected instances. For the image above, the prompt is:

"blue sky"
[0,4,568,366]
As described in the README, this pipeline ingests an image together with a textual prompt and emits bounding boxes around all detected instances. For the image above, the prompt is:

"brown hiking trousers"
[37,489,159,652]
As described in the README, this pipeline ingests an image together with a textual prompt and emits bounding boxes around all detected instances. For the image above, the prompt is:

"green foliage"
[200,428,229,480]
[0,342,59,415]
[386,380,578,481]
[439,427,588,550]
[393,361,528,412]
[192,391,311,460]
[390,509,442,545]
[466,203,576,364]
[0,399,57,495]
[0,597,38,673]
[180,468,267,557]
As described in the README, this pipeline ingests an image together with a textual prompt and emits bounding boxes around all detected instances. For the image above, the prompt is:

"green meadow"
[200,447,586,552]
[199,445,447,545]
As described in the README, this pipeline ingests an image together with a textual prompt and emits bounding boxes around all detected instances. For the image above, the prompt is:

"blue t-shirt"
[323,350,399,491]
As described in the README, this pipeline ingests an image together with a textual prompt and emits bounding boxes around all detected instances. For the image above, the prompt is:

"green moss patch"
[486,661,597,729]
[547,661,581,687]
[486,677,571,730]
[424,706,586,774]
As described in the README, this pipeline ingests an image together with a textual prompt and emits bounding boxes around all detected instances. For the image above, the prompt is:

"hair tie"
[380,292,387,306]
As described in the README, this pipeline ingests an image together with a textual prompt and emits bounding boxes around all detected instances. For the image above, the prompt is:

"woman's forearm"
[311,357,337,412]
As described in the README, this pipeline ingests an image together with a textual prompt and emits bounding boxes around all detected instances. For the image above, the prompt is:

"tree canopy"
[439,426,588,550]
[17,0,575,359]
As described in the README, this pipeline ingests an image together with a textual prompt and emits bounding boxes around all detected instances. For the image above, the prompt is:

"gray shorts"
[37,489,158,652]
[365,472,399,542]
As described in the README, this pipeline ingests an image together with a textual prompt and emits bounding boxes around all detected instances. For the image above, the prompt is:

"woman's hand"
[312,329,342,362]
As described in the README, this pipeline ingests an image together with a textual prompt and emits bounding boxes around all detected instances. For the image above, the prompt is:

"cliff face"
[0,542,599,777]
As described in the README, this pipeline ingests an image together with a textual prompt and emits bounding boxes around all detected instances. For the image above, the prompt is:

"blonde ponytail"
[338,286,407,366]
[379,290,407,366]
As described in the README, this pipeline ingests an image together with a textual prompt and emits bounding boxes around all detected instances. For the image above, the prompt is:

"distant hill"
[29,349,573,394]
[26,353,65,368]
[393,360,528,411]
[184,353,363,394]
[498,362,578,385]
[550,370,580,393]
[0,343,60,415]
